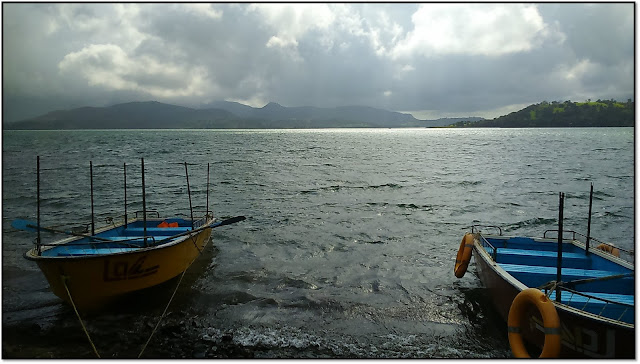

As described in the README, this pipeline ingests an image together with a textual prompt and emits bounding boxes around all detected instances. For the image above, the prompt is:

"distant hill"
[3,101,239,130]
[4,101,483,130]
[196,101,424,126]
[448,100,635,128]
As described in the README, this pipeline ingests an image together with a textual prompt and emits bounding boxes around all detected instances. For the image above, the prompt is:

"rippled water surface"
[2,128,634,358]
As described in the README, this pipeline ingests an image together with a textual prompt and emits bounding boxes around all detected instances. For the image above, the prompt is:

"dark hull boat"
[456,191,634,358]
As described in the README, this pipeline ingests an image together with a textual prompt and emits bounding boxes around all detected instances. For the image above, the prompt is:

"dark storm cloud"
[2,3,634,122]
[538,3,633,66]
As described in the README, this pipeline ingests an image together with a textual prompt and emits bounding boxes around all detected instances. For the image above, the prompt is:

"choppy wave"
[504,217,557,231]
[2,128,633,358]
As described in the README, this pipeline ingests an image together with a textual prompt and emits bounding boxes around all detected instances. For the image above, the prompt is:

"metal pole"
[36,156,41,256]
[184,162,194,228]
[206,163,210,218]
[141,158,147,244]
[124,162,128,228]
[586,183,593,254]
[556,192,564,302]
[90,161,95,236]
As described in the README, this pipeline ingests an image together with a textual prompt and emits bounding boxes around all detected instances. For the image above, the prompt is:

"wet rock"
[192,343,208,358]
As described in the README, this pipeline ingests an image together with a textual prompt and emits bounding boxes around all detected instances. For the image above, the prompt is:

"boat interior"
[39,218,197,257]
[479,235,634,325]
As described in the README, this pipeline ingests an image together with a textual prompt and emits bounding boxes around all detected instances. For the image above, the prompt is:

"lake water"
[2,128,634,358]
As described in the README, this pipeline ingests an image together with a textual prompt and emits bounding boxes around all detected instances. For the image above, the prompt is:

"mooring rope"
[138,229,210,358]
[189,232,203,254]
[137,264,190,358]
[61,228,209,358]
[138,226,212,358]
[61,276,101,358]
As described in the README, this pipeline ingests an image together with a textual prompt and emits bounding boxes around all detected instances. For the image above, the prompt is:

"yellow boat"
[22,216,219,311]
[15,157,244,312]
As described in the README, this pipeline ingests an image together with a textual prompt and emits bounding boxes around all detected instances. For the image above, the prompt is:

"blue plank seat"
[54,247,141,256]
[494,248,591,269]
[502,263,634,324]
[501,263,634,294]
[48,227,193,256]
[123,227,191,236]
[487,237,563,252]
[50,234,184,256]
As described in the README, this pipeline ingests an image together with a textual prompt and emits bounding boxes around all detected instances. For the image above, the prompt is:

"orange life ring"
[596,243,620,257]
[454,233,474,278]
[507,288,561,358]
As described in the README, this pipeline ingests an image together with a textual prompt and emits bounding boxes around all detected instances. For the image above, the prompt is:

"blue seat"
[55,247,141,256]
[501,263,634,295]
[123,227,191,236]
[495,248,590,268]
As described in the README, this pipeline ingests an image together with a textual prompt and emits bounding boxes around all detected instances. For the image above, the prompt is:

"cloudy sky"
[2,3,634,122]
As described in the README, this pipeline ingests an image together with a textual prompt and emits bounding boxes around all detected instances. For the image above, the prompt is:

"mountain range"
[3,101,483,130]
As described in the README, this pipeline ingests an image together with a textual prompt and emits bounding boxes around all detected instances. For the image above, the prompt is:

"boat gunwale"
[23,216,215,261]
[472,233,635,329]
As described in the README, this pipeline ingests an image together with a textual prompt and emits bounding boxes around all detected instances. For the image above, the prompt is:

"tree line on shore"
[449,99,634,128]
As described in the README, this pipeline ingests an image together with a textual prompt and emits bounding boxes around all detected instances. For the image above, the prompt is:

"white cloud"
[2,3,634,122]
[45,4,148,51]
[180,3,223,19]
[391,4,555,58]
[266,35,298,49]
[56,3,107,32]
[247,4,336,49]
[562,59,597,81]
[226,95,267,109]
[58,44,209,98]
[323,5,409,58]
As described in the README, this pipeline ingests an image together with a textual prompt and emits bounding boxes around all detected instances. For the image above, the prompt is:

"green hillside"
[450,99,634,127]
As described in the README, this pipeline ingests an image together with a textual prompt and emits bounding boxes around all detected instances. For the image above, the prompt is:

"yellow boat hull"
[25,222,212,312]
